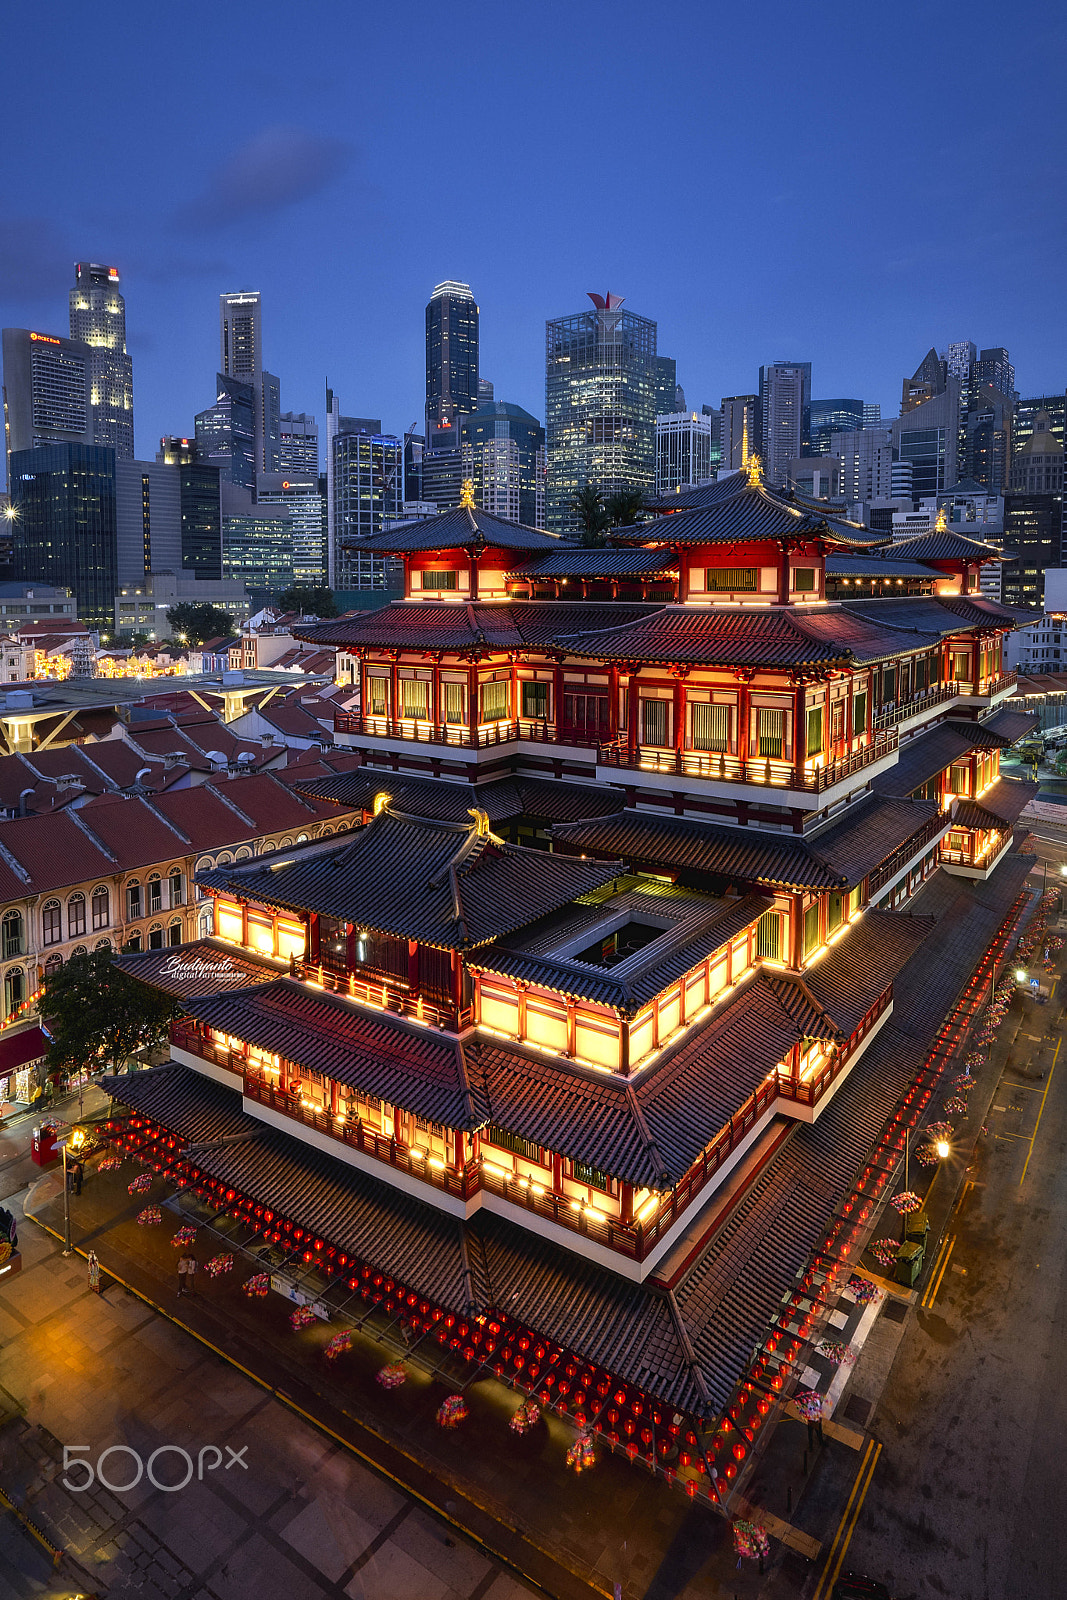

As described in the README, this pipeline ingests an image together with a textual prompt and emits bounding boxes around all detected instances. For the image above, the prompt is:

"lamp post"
[58,1127,86,1257]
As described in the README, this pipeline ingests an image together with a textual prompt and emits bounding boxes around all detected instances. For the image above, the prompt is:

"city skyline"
[2,0,1064,484]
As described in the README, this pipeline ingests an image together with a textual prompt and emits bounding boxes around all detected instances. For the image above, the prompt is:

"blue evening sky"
[2,0,1065,474]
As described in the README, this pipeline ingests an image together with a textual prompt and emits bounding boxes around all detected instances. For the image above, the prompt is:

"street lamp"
[935,1140,951,1160]
[58,1127,87,1257]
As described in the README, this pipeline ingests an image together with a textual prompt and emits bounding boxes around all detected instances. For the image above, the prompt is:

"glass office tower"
[545,294,657,535]
[461,403,546,528]
[425,281,479,450]
[9,443,117,629]
[69,262,134,460]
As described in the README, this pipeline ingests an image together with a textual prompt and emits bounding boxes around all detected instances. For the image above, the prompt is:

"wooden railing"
[978,671,1017,698]
[288,957,471,1031]
[333,712,602,750]
[871,682,960,731]
[597,727,898,793]
[867,812,950,895]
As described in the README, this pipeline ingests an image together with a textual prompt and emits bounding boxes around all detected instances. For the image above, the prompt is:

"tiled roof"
[559,606,849,668]
[354,505,565,553]
[981,707,1039,743]
[470,890,772,1012]
[824,554,938,579]
[952,776,1038,832]
[801,909,933,1036]
[806,796,942,887]
[184,979,486,1130]
[116,937,284,998]
[886,530,1003,562]
[843,595,1021,636]
[198,805,621,948]
[789,607,941,663]
[875,719,1011,798]
[297,601,660,655]
[617,478,873,549]
[553,811,845,890]
[293,770,626,827]
[507,547,679,579]
[74,792,191,865]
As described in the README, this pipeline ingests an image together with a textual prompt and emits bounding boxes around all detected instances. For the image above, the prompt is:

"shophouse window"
[67,893,86,937]
[168,922,182,946]
[126,882,142,920]
[169,872,183,906]
[4,967,24,1017]
[148,876,162,914]
[91,887,109,930]
[1,911,23,959]
[42,902,61,946]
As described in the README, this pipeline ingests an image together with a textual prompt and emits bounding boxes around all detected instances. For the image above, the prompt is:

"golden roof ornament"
[745,453,763,487]
[459,479,476,511]
[935,504,948,532]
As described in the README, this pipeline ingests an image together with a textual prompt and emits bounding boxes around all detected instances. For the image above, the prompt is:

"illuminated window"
[803,903,820,955]
[522,681,548,720]
[691,703,729,751]
[806,707,823,756]
[792,567,816,592]
[706,567,757,591]
[757,708,784,759]
[422,569,457,591]
[756,911,781,960]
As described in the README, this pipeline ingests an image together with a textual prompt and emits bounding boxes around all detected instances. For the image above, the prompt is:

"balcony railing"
[867,811,950,895]
[978,671,1017,698]
[597,727,898,793]
[288,956,471,1032]
[871,682,960,731]
[333,712,602,750]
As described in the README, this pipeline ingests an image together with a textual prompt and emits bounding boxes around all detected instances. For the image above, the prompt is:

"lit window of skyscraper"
[69,262,134,459]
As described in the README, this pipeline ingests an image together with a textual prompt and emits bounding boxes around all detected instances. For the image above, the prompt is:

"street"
[793,901,1067,1599]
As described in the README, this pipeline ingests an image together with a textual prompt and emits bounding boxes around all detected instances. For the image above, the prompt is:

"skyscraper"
[2,328,94,471]
[157,437,223,580]
[654,356,683,416]
[9,444,117,629]
[808,399,864,456]
[325,386,400,590]
[545,293,657,534]
[425,281,479,451]
[759,362,811,486]
[720,395,759,473]
[279,413,319,476]
[656,413,713,495]
[115,458,182,585]
[890,381,960,497]
[462,402,546,527]
[219,292,279,473]
[863,402,882,429]
[829,428,894,504]
[69,263,134,459]
[901,349,947,414]
[255,473,326,589]
[195,376,256,492]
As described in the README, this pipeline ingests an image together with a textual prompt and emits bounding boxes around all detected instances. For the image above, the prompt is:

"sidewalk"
[23,1167,756,1600]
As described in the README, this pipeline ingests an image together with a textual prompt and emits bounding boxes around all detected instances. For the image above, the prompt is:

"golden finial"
[459,479,476,511]
[935,504,947,532]
[745,453,763,487]
[373,791,392,815]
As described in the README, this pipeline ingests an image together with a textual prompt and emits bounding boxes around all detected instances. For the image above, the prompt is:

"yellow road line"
[1020,1041,1059,1186]
[955,1180,974,1214]
[813,1440,882,1600]
[920,1234,954,1308]
[922,1236,956,1309]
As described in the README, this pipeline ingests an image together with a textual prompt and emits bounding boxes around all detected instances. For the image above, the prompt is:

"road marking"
[813,1439,882,1600]
[955,1180,974,1214]
[922,1235,956,1308]
[1020,1040,1059,1186]
[920,1233,954,1307]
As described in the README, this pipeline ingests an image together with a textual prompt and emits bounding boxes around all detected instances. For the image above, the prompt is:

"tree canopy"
[165,602,237,646]
[605,489,648,528]
[43,950,176,1078]
[572,485,608,547]
[275,585,339,618]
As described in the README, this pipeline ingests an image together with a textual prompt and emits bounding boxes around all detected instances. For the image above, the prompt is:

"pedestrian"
[177,1251,197,1297]
[72,1160,83,1197]
[87,1250,100,1293]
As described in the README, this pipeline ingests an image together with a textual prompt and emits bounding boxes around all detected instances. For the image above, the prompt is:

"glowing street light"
[935,1140,951,1160]
[1016,969,1028,983]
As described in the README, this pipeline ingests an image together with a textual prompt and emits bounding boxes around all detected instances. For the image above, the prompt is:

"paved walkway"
[0,1182,535,1600]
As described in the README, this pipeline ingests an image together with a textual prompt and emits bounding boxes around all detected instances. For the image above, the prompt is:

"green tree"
[605,488,647,528]
[43,950,176,1078]
[573,484,608,548]
[165,602,237,646]
[275,585,340,618]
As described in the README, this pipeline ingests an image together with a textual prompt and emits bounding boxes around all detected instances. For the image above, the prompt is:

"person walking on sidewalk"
[87,1250,100,1293]
[177,1251,197,1297]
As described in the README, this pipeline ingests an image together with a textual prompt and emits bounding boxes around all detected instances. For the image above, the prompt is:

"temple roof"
[197,804,621,949]
[619,475,878,549]
[506,547,679,579]
[886,529,1003,562]
[951,775,1038,832]
[115,937,288,999]
[799,910,933,1036]
[293,769,627,827]
[875,719,1012,797]
[353,504,564,553]
[981,706,1040,743]
[554,795,942,893]
[558,605,850,668]
[841,594,1025,635]
[296,601,659,655]
[824,553,939,580]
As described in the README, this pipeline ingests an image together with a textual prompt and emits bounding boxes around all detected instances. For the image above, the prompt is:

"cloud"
[176,126,352,230]
[0,217,74,305]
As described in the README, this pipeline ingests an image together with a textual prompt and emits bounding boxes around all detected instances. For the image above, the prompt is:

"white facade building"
[655,413,714,495]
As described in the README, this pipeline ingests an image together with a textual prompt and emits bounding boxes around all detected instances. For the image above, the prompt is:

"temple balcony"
[332,712,600,768]
[952,671,1018,709]
[940,826,1014,881]
[870,681,963,733]
[596,726,899,806]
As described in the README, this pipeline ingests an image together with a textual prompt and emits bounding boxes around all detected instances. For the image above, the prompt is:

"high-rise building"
[829,428,894,503]
[195,375,256,492]
[1014,395,1066,460]
[157,437,224,581]
[700,405,722,473]
[9,444,117,629]
[115,459,182,585]
[863,402,882,428]
[461,402,546,528]
[2,328,94,471]
[808,399,864,456]
[404,434,425,504]
[942,340,976,384]
[1001,492,1063,608]
[656,413,713,495]
[325,388,392,589]
[256,471,326,587]
[477,379,495,407]
[901,349,947,414]
[425,281,479,452]
[720,395,759,473]
[891,381,960,497]
[759,362,811,486]
[545,293,657,534]
[961,390,1012,491]
[973,347,1015,401]
[654,356,683,417]
[220,482,294,604]
[278,413,319,476]
[219,292,279,474]
[69,263,134,460]
[1009,414,1064,496]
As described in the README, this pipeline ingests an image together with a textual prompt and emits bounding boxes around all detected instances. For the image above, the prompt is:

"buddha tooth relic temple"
[106,469,1040,1489]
